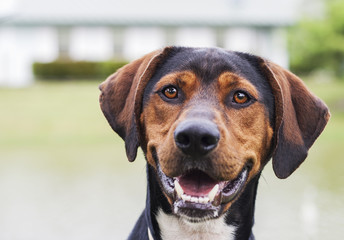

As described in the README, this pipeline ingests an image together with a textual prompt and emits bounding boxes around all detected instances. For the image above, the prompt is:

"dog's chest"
[156,209,236,240]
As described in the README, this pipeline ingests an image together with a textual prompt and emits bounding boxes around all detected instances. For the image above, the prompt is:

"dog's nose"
[174,120,220,157]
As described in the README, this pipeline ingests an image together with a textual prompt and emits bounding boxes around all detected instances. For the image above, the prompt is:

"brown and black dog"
[99,47,330,240]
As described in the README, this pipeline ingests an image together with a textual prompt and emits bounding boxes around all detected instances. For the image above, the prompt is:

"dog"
[99,47,330,240]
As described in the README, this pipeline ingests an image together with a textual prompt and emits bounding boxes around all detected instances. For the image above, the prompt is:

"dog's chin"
[156,162,250,222]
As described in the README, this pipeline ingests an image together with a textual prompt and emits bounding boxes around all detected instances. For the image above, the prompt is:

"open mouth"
[157,164,250,220]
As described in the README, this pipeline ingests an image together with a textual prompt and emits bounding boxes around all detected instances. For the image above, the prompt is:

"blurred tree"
[289,0,344,78]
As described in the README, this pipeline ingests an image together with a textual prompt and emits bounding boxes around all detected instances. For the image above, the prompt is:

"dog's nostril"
[176,133,190,147]
[201,134,218,148]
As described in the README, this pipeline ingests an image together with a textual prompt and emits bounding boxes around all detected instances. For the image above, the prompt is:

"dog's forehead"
[147,47,266,90]
[179,48,249,77]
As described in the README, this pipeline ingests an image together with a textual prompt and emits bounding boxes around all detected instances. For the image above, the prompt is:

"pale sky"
[0,0,16,15]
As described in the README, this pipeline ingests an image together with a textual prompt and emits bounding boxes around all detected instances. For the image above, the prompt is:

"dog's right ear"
[99,47,173,162]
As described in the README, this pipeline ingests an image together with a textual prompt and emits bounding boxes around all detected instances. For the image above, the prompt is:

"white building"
[0,0,301,87]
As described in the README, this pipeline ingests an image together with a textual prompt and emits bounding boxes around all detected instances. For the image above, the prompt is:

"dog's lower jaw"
[141,164,259,240]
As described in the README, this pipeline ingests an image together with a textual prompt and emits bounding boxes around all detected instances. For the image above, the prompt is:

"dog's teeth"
[174,180,184,198]
[180,194,210,204]
[208,184,219,202]
[199,197,208,204]
[181,194,189,201]
[181,194,191,202]
[203,196,210,203]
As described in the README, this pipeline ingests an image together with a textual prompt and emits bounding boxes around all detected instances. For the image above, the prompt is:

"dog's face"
[141,49,274,219]
[99,47,330,222]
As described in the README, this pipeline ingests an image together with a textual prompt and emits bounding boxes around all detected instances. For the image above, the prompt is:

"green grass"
[0,81,146,175]
[0,81,108,147]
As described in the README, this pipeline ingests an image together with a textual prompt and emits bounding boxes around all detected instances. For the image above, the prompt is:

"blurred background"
[0,0,343,239]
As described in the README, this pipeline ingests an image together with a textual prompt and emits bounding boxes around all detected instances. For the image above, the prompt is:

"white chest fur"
[156,209,237,240]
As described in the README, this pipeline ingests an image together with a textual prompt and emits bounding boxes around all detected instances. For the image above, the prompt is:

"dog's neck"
[145,164,259,240]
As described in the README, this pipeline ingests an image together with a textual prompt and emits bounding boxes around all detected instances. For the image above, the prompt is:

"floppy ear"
[99,47,173,162]
[260,60,330,179]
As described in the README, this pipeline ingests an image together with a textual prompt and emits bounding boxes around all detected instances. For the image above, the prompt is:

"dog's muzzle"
[155,119,251,221]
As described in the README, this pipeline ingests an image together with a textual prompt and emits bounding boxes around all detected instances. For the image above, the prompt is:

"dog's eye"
[233,91,250,104]
[163,86,178,99]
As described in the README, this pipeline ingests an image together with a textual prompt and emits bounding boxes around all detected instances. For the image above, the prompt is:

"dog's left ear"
[99,47,173,162]
[260,60,330,179]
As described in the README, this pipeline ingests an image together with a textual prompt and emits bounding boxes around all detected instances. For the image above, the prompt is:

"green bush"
[289,0,344,78]
[33,60,128,80]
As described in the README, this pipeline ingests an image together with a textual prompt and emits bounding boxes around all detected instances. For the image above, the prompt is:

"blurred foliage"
[289,0,344,78]
[33,60,128,80]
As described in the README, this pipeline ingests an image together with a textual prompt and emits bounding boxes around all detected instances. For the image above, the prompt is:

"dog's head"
[99,47,330,221]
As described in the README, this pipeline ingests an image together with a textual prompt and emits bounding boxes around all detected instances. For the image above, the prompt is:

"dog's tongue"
[178,170,218,196]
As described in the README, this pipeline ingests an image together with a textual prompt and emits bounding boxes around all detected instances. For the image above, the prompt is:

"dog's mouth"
[157,164,250,221]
